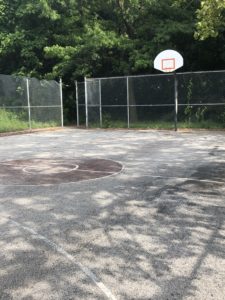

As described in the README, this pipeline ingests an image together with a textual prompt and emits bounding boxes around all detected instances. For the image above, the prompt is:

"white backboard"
[154,50,184,73]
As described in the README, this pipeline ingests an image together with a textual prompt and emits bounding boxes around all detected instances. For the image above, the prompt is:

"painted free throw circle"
[23,162,79,175]
[0,158,123,185]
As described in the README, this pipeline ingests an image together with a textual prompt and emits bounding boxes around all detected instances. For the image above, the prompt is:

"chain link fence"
[76,70,225,130]
[0,74,63,132]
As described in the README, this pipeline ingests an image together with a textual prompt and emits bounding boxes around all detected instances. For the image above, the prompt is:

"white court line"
[9,219,117,300]
[23,164,79,174]
[0,162,28,167]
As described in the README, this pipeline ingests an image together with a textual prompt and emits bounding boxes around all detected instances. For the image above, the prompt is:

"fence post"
[26,78,31,130]
[126,76,130,128]
[174,73,178,131]
[59,78,64,128]
[99,79,102,127]
[75,80,79,127]
[84,77,88,128]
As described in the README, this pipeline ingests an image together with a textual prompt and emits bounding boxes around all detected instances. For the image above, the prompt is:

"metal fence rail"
[0,74,63,130]
[75,70,225,130]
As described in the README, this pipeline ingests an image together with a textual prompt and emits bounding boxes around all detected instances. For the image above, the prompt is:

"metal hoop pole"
[99,79,102,127]
[59,78,64,127]
[84,77,88,128]
[75,81,79,127]
[174,73,178,131]
[127,76,130,128]
[26,78,31,130]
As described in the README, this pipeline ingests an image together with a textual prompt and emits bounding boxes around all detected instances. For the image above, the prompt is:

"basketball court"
[0,128,225,299]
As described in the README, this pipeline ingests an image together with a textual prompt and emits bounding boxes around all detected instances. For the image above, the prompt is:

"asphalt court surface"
[0,128,225,299]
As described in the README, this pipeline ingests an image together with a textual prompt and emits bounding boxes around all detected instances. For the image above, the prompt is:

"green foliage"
[0,0,224,80]
[219,106,225,125]
[0,109,58,132]
[89,119,225,130]
[0,109,29,132]
[0,0,202,79]
[184,78,193,123]
[195,106,207,122]
[184,105,193,123]
[102,113,113,128]
[195,0,225,40]
[175,0,225,40]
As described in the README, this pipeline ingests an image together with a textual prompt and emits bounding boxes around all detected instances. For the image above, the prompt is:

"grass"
[1,109,225,133]
[0,109,29,132]
[88,119,225,130]
[130,121,174,129]
[178,120,225,129]
[0,109,59,133]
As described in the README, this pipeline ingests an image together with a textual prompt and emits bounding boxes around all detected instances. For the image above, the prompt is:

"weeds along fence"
[0,74,63,131]
[75,70,225,129]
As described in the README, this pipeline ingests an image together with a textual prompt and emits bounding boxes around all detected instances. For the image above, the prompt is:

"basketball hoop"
[154,50,183,73]
[154,49,184,132]
[161,58,175,73]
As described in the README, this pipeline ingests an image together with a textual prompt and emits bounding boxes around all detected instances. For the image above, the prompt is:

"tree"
[175,0,225,40]
[0,0,224,79]
[195,0,225,40]
[45,0,198,78]
[0,0,65,77]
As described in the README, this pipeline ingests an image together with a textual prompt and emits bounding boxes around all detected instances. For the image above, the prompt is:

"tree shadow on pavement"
[0,161,225,299]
